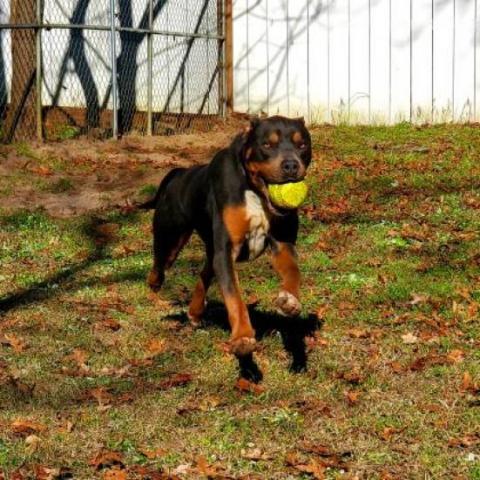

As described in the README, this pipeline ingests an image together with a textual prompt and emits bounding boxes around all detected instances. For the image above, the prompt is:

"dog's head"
[241,116,312,185]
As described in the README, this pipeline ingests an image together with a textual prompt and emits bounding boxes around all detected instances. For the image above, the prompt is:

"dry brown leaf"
[344,390,360,406]
[346,328,369,339]
[29,165,53,176]
[157,373,192,390]
[11,419,47,436]
[235,378,265,395]
[145,338,166,358]
[139,448,166,460]
[285,453,326,480]
[97,318,121,331]
[33,465,62,480]
[103,468,127,480]
[1,334,26,353]
[379,427,404,441]
[86,387,113,407]
[461,371,473,391]
[448,434,480,448]
[25,434,41,454]
[401,332,419,344]
[388,361,404,374]
[447,349,465,364]
[240,448,273,461]
[315,305,329,321]
[89,450,124,470]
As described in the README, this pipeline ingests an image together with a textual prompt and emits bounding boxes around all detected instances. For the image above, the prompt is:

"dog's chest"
[242,190,270,260]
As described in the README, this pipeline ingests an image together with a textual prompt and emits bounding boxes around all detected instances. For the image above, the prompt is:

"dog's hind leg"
[148,227,192,292]
[188,242,214,327]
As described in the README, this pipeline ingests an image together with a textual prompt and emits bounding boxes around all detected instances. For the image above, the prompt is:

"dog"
[140,116,312,381]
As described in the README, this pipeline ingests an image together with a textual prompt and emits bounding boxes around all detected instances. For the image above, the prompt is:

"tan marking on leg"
[271,242,300,299]
[223,291,256,356]
[188,264,213,325]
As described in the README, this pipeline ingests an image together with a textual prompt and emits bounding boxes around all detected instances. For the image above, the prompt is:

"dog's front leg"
[271,241,302,317]
[214,210,256,357]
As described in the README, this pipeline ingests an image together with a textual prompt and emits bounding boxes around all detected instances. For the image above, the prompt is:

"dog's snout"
[281,159,300,176]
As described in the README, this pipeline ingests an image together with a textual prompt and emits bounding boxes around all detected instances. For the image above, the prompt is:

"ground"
[0,122,479,480]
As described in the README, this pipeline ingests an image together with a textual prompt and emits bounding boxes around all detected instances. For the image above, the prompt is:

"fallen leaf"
[409,354,447,371]
[448,435,480,448]
[401,332,419,344]
[316,305,329,321]
[285,453,326,479]
[139,448,166,460]
[235,378,265,395]
[85,387,113,409]
[346,328,369,339]
[1,334,26,353]
[103,468,127,480]
[157,373,192,390]
[25,434,41,454]
[409,293,428,305]
[336,369,364,385]
[461,371,473,391]
[300,442,352,463]
[29,165,53,176]
[89,450,124,470]
[145,338,166,358]
[96,318,121,331]
[344,390,360,406]
[388,361,404,374]
[379,427,404,441]
[447,349,465,364]
[240,448,273,461]
[11,419,47,436]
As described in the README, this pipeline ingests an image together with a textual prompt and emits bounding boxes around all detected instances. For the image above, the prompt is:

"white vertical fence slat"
[233,0,480,124]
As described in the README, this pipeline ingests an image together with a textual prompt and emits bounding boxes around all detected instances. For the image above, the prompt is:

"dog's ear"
[294,116,305,126]
[243,117,260,135]
[249,117,261,130]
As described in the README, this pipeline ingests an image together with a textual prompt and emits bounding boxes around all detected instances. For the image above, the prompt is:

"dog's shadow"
[169,301,321,382]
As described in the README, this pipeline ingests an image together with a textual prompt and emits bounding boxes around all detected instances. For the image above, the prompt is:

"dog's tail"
[137,168,185,210]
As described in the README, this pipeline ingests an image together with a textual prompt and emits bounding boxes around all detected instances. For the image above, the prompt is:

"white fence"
[233,0,480,123]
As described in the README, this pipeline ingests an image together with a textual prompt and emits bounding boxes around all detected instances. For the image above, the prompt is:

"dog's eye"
[262,143,271,149]
[298,143,306,150]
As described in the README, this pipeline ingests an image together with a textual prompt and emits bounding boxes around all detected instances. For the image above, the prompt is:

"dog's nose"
[281,159,300,176]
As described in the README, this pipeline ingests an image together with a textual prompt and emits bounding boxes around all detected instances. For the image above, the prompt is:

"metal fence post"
[147,0,153,135]
[36,0,43,141]
[109,0,118,139]
[224,0,233,114]
[217,0,225,117]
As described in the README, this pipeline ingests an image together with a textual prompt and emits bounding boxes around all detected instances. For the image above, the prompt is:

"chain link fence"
[0,0,225,142]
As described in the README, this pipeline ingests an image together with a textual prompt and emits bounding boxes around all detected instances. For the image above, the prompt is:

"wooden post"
[224,0,233,114]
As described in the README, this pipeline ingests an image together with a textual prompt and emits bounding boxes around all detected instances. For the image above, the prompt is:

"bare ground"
[0,121,241,218]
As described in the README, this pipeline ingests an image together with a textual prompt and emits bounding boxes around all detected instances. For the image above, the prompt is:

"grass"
[0,123,479,479]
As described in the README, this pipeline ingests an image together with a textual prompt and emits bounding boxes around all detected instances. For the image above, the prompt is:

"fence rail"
[0,0,225,142]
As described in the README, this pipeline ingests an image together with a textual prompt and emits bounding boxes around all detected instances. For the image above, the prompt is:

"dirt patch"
[0,119,245,217]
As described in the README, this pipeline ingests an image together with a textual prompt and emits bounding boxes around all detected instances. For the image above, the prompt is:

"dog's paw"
[289,360,307,374]
[229,336,257,357]
[147,269,164,292]
[275,291,301,317]
[187,311,202,329]
[238,355,263,383]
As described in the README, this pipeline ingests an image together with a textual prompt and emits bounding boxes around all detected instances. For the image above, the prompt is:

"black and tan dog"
[140,116,312,380]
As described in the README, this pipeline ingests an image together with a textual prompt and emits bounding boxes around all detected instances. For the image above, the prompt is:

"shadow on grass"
[169,300,321,381]
[0,210,142,314]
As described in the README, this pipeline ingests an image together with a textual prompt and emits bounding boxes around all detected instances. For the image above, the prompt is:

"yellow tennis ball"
[268,181,308,209]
